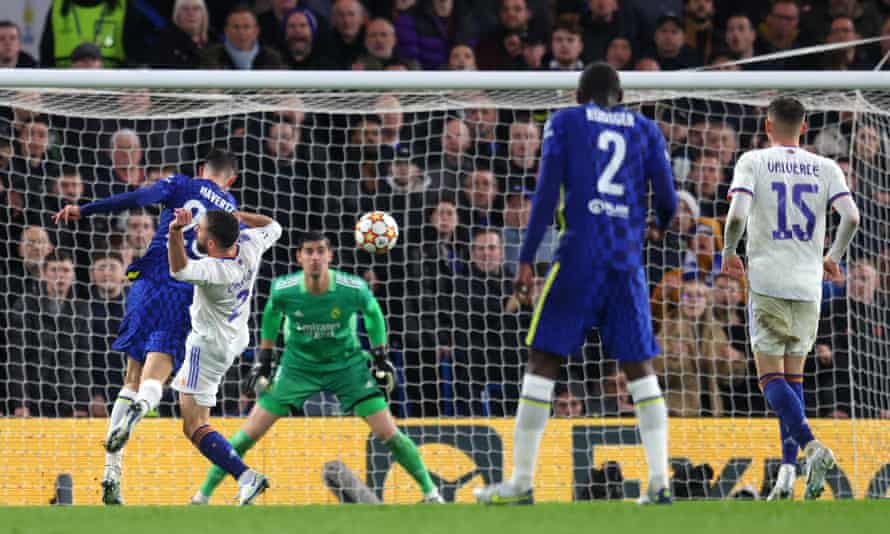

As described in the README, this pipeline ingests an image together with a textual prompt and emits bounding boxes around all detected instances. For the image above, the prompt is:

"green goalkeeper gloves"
[242,348,276,396]
[370,347,396,395]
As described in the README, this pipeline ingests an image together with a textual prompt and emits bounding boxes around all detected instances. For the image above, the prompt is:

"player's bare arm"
[235,210,276,228]
[721,190,751,281]
[824,193,860,283]
[168,208,192,274]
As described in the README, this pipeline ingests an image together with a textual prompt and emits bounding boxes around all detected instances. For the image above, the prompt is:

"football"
[355,211,399,254]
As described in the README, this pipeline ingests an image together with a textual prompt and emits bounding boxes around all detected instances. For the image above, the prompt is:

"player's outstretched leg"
[363,400,442,503]
[106,352,172,453]
[180,394,269,506]
[102,357,142,504]
[193,403,279,504]
[769,372,805,501]
[622,361,671,505]
[475,350,560,505]
[102,383,137,505]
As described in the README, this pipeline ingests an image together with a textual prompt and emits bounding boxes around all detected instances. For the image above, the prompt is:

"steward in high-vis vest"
[39,0,154,67]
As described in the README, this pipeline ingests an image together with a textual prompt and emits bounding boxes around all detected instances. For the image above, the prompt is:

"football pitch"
[1,501,887,534]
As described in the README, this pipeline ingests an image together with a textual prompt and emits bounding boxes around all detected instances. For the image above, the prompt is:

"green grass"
[1,501,887,534]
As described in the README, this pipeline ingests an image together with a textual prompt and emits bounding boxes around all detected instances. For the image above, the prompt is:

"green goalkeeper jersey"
[261,269,388,372]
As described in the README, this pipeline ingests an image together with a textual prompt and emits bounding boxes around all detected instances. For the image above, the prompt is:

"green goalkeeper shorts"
[257,362,387,417]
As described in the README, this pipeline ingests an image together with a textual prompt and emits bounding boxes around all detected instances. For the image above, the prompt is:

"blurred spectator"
[475,0,544,69]
[395,0,463,70]
[7,250,91,417]
[651,12,700,70]
[501,119,541,190]
[199,5,285,69]
[546,20,585,70]
[44,166,97,277]
[648,189,698,285]
[682,218,723,284]
[521,31,547,69]
[9,118,57,217]
[684,0,718,66]
[465,94,505,166]
[605,36,633,70]
[375,95,405,148]
[502,184,558,276]
[823,16,870,69]
[69,42,104,68]
[553,382,587,417]
[330,0,368,68]
[687,153,728,219]
[355,18,418,70]
[802,0,882,43]
[634,56,660,70]
[257,0,298,52]
[3,225,54,303]
[448,43,478,69]
[758,0,802,53]
[581,0,642,63]
[154,0,217,69]
[87,252,127,416]
[712,272,746,350]
[40,0,154,67]
[724,13,777,69]
[0,21,38,68]
[458,169,504,233]
[596,366,635,416]
[114,209,155,267]
[282,8,334,69]
[453,228,515,415]
[94,129,145,198]
[655,279,741,416]
[428,117,472,191]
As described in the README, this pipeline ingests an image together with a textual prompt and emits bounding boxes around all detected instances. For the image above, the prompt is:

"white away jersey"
[172,222,282,352]
[730,146,850,301]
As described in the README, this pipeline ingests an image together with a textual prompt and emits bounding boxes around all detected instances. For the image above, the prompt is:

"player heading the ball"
[722,96,860,500]
[474,62,677,506]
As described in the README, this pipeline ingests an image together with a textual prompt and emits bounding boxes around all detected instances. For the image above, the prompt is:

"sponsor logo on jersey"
[588,198,630,218]
[331,307,341,319]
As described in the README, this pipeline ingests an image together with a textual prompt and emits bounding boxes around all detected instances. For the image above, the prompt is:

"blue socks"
[192,425,248,480]
[780,375,805,465]
[762,374,814,453]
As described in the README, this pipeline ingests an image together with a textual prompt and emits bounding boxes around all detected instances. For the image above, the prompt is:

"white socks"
[628,375,669,492]
[104,387,136,481]
[509,373,555,492]
[135,378,163,414]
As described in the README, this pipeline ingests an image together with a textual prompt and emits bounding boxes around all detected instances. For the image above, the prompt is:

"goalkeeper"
[192,231,442,504]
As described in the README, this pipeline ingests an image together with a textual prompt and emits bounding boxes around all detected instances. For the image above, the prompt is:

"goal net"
[0,72,888,504]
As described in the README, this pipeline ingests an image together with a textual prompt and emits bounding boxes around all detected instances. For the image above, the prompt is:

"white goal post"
[0,70,888,505]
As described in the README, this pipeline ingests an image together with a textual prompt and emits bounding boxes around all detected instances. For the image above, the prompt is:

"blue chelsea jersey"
[520,104,676,272]
[134,174,237,282]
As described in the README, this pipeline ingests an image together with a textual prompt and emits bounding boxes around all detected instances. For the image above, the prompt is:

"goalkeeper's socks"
[384,430,437,495]
[191,425,248,480]
[628,375,669,492]
[781,374,806,465]
[200,430,257,497]
[762,375,815,449]
[509,373,554,492]
[104,387,136,480]
[135,378,163,416]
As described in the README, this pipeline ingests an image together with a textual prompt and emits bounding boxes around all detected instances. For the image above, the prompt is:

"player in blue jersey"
[53,149,239,505]
[474,63,677,506]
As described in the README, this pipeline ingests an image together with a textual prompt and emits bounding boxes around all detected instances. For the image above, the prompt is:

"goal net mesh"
[0,85,887,504]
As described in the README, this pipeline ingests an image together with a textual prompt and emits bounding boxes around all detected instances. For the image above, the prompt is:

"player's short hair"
[577,61,622,106]
[204,210,240,249]
[298,230,330,248]
[767,96,806,130]
[203,148,236,176]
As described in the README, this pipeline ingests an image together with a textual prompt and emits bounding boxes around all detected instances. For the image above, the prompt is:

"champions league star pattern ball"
[355,211,399,254]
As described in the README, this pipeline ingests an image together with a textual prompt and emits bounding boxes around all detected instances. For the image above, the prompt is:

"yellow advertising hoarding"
[1,418,888,505]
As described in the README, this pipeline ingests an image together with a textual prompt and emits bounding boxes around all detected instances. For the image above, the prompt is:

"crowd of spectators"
[0,0,889,419]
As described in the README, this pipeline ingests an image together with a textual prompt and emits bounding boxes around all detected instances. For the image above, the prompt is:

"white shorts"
[172,332,240,407]
[748,291,821,356]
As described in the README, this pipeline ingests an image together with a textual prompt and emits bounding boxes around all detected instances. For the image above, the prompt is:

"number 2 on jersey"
[771,182,818,241]
[596,130,626,196]
[227,289,249,323]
